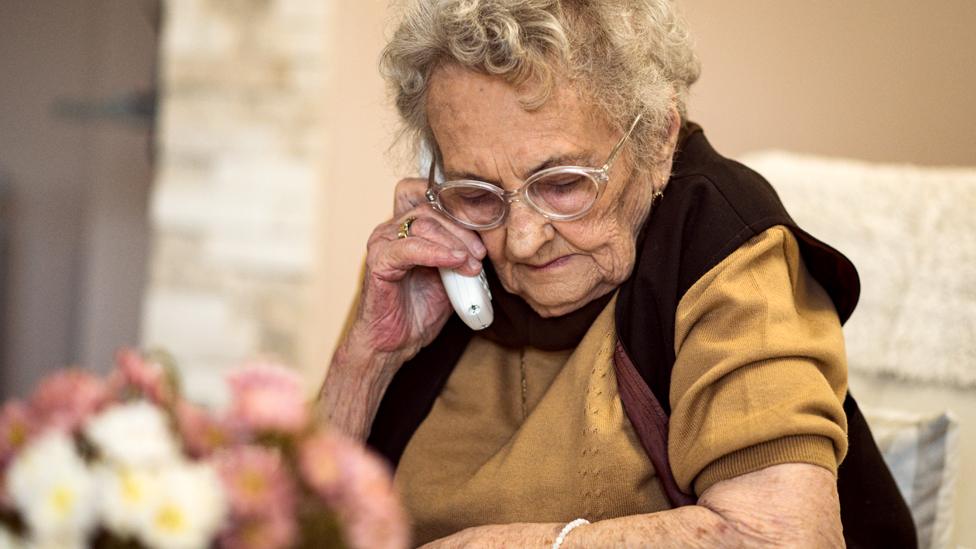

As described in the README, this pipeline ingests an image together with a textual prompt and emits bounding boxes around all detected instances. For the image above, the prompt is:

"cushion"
[863,407,960,549]
[739,151,976,389]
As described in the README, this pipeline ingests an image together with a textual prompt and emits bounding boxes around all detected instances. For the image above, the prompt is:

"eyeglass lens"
[437,170,599,227]
[438,185,507,227]
[526,171,599,216]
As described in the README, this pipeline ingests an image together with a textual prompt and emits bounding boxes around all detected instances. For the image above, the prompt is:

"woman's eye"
[457,189,494,203]
[537,175,586,193]
[528,173,598,214]
[553,179,582,192]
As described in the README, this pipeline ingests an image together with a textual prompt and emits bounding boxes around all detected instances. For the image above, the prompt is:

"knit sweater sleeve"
[667,225,849,496]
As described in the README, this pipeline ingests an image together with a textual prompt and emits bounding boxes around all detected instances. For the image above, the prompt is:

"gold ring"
[397,216,417,239]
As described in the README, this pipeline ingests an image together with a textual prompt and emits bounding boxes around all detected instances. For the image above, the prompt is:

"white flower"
[93,464,161,538]
[6,432,96,546]
[23,538,85,549]
[137,462,227,549]
[84,400,180,467]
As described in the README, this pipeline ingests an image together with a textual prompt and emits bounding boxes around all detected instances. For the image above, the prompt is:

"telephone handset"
[419,142,494,330]
[439,267,494,330]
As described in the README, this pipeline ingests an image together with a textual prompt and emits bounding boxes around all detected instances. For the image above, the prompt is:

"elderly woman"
[321,1,914,547]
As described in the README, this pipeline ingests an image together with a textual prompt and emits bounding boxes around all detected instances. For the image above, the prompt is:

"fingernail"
[468,258,481,272]
[451,250,467,259]
[474,240,487,257]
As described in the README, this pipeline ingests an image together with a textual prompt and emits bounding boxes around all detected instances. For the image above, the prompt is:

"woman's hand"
[350,177,486,367]
[319,178,485,440]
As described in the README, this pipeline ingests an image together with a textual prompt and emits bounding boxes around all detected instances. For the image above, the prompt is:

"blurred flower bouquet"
[0,350,408,549]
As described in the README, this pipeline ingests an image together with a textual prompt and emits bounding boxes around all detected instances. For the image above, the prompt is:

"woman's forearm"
[423,463,842,548]
[318,332,403,441]
[422,507,736,549]
[564,507,735,548]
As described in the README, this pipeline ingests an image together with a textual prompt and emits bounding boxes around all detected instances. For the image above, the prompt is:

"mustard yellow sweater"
[395,226,848,545]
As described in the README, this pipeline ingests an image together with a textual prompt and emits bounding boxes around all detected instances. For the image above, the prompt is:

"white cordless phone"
[439,266,494,330]
[419,143,494,330]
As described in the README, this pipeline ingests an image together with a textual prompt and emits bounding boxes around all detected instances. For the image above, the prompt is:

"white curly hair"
[380,0,701,168]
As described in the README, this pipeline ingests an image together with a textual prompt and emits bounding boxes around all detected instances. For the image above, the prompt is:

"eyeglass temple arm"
[425,143,444,207]
[602,113,642,171]
[428,147,438,183]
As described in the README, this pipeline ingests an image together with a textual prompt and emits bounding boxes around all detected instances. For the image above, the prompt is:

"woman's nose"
[504,199,554,260]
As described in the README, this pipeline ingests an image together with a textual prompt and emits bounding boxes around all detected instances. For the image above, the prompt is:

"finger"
[369,235,468,282]
[368,215,482,277]
[393,178,428,217]
[398,205,487,260]
[401,216,483,275]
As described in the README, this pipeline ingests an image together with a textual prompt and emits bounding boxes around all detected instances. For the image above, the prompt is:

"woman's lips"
[528,255,575,271]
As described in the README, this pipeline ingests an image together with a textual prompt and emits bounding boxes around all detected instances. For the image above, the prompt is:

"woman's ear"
[666,104,681,145]
[652,105,683,194]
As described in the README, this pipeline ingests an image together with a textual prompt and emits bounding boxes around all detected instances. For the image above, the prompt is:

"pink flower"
[227,363,309,435]
[175,401,246,458]
[30,368,110,433]
[298,430,344,502]
[0,401,35,466]
[213,444,298,549]
[214,445,296,518]
[299,429,409,549]
[219,507,297,549]
[110,348,173,404]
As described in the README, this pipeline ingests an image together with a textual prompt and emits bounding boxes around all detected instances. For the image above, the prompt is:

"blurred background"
[0,0,974,399]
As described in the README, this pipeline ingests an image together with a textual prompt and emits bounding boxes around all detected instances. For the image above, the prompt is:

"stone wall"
[143,0,329,405]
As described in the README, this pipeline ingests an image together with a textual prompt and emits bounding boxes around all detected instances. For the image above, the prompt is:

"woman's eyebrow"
[527,153,592,175]
[443,153,593,184]
[442,169,503,186]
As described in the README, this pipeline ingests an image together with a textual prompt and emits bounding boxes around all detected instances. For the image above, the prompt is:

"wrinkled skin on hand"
[352,177,486,365]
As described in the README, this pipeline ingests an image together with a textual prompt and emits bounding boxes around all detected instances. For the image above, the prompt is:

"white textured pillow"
[739,152,976,388]
[863,408,960,549]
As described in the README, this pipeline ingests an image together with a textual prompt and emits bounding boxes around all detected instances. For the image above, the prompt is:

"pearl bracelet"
[552,518,590,549]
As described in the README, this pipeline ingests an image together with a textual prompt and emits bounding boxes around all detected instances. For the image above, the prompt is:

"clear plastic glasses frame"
[425,114,642,230]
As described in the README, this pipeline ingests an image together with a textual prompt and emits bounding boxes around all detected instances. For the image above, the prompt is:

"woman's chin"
[496,261,612,317]
[519,284,606,318]
[526,300,578,318]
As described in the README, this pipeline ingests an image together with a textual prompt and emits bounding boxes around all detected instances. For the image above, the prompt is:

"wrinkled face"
[427,66,667,317]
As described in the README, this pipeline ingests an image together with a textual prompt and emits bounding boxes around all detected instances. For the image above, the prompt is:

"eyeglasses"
[425,114,642,230]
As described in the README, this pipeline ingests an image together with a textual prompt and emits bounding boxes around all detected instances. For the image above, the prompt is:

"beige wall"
[310,1,976,370]
[683,0,976,166]
[307,0,401,378]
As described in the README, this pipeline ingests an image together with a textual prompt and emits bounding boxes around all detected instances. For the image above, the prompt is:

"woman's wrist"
[335,324,406,379]
[552,519,589,549]
[345,313,425,370]
[319,330,406,441]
